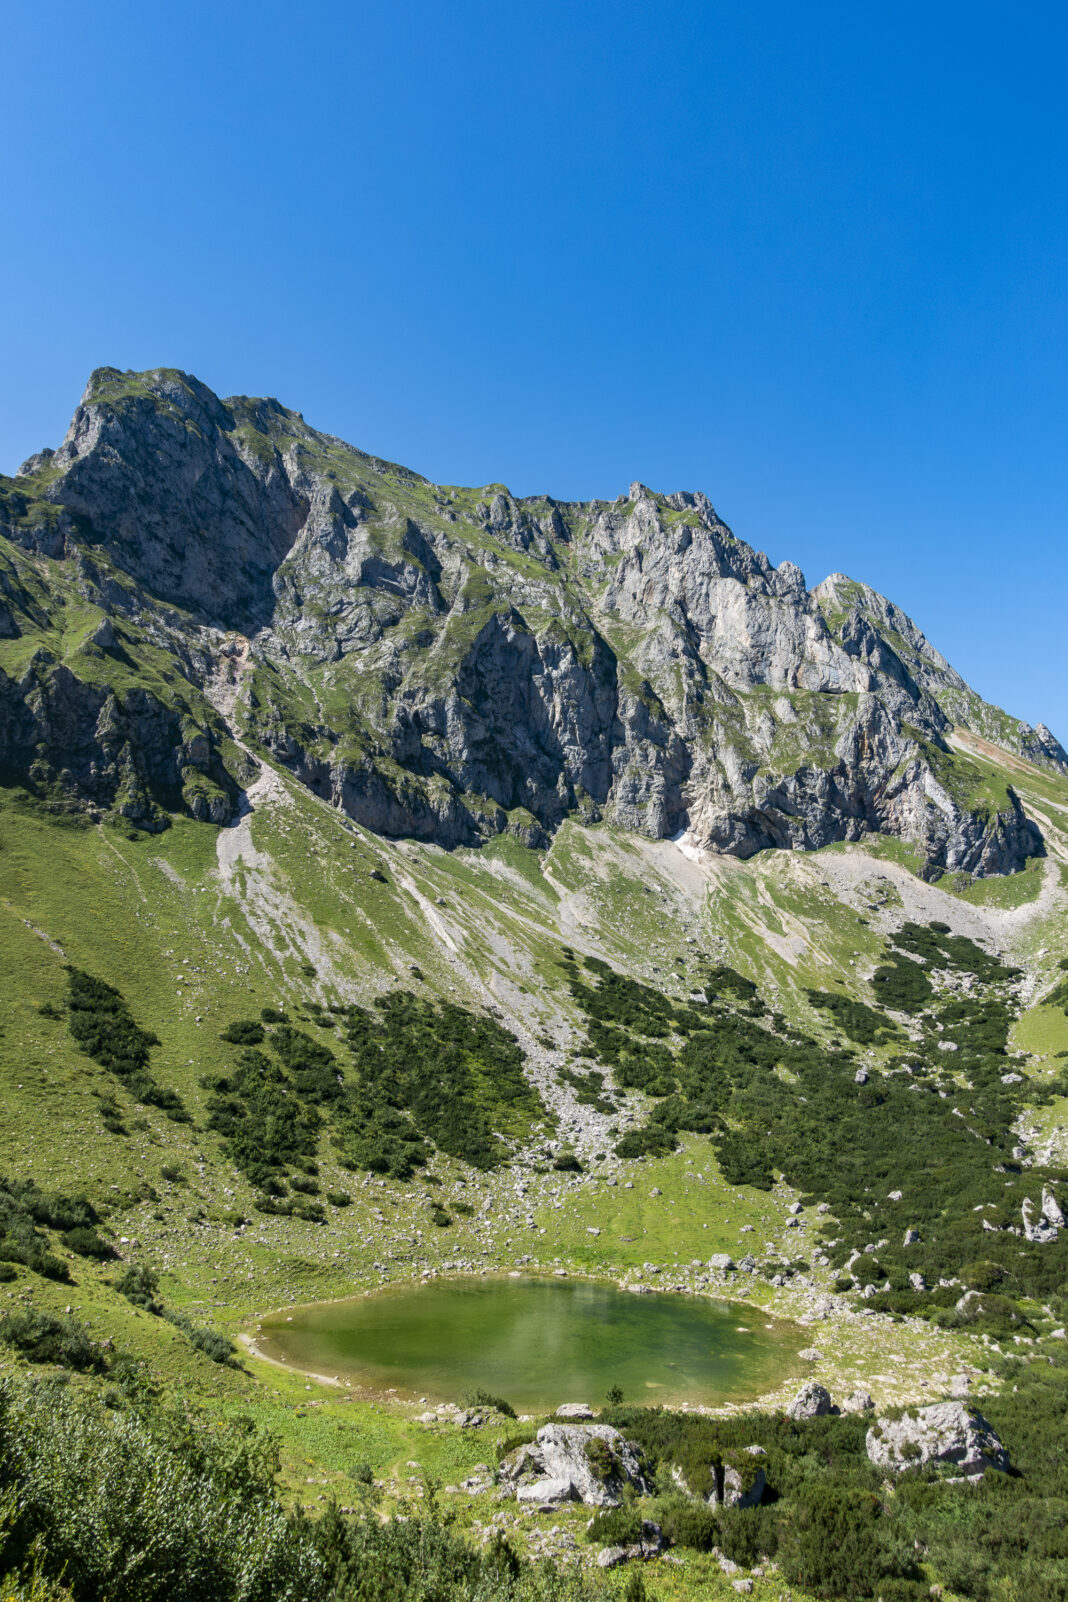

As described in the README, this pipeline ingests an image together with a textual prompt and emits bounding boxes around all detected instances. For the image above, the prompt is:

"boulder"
[787,1381,834,1420]
[722,1459,766,1509]
[596,1546,627,1568]
[1022,1197,1058,1243]
[1043,1187,1065,1228]
[708,1253,735,1271]
[556,1402,594,1420]
[516,1478,573,1505]
[865,1402,1009,1478]
[673,1453,765,1508]
[500,1423,649,1507]
[841,1390,875,1414]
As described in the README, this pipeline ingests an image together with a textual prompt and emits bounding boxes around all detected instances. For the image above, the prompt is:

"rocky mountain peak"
[0,367,1059,876]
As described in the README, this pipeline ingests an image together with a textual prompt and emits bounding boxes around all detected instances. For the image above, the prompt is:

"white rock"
[516,1478,573,1505]
[866,1402,1008,1477]
[502,1424,649,1507]
[596,1546,627,1568]
[556,1403,594,1420]
[788,1382,833,1420]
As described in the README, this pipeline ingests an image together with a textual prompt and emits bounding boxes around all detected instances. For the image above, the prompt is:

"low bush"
[461,1388,516,1418]
[219,1020,265,1045]
[0,1312,104,1372]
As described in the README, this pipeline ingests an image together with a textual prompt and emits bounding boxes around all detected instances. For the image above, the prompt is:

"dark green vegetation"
[565,926,1068,1338]
[0,1374,597,1602]
[0,1175,103,1282]
[599,1343,1068,1600]
[342,993,546,1173]
[205,994,547,1195]
[65,968,189,1122]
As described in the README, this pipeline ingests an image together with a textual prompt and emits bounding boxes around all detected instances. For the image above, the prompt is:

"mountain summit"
[1,365,1061,876]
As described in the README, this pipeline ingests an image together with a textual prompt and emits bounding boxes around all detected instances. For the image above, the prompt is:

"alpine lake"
[257,1275,803,1412]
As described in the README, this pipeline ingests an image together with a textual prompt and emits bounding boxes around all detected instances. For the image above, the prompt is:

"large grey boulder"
[787,1381,834,1420]
[500,1423,649,1507]
[865,1402,1009,1478]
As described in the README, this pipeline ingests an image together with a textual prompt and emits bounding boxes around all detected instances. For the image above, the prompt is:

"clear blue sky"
[3,2,1066,734]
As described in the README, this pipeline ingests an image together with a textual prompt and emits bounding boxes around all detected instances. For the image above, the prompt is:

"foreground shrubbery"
[0,1377,599,1602]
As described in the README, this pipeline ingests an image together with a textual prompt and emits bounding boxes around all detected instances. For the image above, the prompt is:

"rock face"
[0,365,1057,868]
[865,1402,1009,1478]
[500,1423,649,1506]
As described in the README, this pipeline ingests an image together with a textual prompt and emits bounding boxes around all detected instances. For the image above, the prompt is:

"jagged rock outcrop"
[866,1402,1009,1478]
[499,1423,649,1506]
[0,365,1055,868]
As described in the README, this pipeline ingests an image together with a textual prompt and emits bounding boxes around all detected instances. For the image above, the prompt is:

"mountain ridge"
[1,364,1063,879]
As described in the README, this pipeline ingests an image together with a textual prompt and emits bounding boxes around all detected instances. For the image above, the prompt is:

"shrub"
[659,1502,719,1550]
[460,1389,516,1419]
[0,1312,104,1372]
[585,1505,643,1545]
[65,969,187,1122]
[218,1020,265,1045]
[59,1227,114,1261]
[0,1378,318,1601]
[115,1264,162,1314]
[164,1313,238,1367]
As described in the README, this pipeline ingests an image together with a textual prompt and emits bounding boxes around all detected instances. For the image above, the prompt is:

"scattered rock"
[1023,1197,1059,1243]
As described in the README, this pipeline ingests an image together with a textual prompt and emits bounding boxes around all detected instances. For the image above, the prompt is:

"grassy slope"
[2,732,1068,1599]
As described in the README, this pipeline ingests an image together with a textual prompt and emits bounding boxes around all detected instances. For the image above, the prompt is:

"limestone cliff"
[0,366,1057,875]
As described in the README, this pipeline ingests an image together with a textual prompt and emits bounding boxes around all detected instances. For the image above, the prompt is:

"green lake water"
[258,1277,802,1411]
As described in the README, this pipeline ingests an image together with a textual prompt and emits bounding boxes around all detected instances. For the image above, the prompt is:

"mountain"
[2,365,1063,877]
[4,369,1068,1601]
